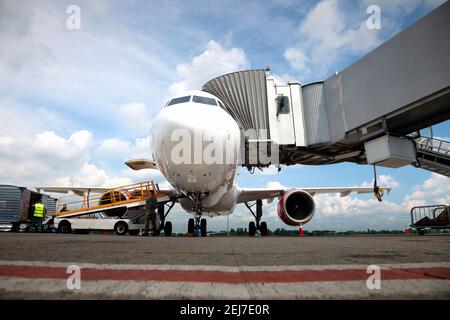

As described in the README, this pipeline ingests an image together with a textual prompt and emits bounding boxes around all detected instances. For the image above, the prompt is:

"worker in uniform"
[143,193,158,236]
[32,198,46,233]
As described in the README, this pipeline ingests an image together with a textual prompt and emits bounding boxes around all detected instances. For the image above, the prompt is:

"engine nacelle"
[277,190,315,226]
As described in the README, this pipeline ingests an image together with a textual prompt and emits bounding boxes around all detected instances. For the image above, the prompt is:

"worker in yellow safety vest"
[32,199,46,233]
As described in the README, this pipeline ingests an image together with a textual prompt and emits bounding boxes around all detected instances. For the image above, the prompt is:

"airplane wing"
[236,186,391,204]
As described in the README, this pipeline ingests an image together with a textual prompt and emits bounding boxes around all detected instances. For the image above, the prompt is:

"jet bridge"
[202,1,450,176]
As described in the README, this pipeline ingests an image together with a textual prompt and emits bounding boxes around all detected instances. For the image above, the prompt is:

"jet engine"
[277,190,315,226]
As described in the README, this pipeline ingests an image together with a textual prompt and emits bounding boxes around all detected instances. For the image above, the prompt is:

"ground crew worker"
[143,193,158,236]
[32,198,46,233]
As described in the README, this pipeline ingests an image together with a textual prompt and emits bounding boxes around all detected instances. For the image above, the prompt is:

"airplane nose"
[160,103,233,133]
[153,103,240,149]
[151,103,240,193]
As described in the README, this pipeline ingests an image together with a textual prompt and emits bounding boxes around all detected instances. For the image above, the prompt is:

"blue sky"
[0,0,448,232]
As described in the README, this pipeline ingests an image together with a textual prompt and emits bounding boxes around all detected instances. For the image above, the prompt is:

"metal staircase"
[415,137,450,177]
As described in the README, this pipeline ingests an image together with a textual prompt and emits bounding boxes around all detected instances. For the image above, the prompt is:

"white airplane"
[39,90,390,237]
[124,90,389,236]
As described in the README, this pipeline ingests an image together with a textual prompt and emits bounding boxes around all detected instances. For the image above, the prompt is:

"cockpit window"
[192,95,217,106]
[167,96,191,106]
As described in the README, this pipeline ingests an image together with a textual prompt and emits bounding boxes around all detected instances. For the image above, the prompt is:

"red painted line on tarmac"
[1,265,449,284]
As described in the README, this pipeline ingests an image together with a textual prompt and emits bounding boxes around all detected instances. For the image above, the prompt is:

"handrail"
[415,137,450,157]
[410,204,449,226]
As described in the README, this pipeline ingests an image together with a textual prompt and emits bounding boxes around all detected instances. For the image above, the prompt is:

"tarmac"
[0,233,449,299]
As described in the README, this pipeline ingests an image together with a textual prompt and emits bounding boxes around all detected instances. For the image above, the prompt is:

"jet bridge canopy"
[203,69,270,139]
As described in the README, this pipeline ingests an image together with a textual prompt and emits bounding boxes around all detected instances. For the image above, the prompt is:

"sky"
[0,0,449,233]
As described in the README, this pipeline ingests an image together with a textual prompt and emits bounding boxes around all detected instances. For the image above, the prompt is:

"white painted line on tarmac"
[1,260,450,272]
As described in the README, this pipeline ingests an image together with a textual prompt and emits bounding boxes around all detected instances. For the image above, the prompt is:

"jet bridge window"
[276,95,290,115]
[167,95,191,106]
[192,95,217,106]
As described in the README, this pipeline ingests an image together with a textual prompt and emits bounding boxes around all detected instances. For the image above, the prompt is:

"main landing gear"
[245,199,268,237]
[188,209,207,237]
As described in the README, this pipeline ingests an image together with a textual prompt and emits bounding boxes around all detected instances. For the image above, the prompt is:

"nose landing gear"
[245,200,268,236]
[187,208,207,237]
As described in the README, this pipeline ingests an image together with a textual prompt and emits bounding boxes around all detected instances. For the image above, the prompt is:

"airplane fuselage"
[151,91,241,216]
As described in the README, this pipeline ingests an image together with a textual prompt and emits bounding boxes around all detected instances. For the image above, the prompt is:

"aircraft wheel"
[260,221,268,236]
[164,221,172,236]
[200,219,207,237]
[248,221,256,236]
[114,221,128,235]
[188,218,195,234]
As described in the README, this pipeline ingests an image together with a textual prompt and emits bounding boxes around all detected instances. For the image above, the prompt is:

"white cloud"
[96,138,131,156]
[378,175,400,188]
[360,174,400,189]
[118,102,153,131]
[169,40,249,95]
[95,135,152,161]
[0,128,160,189]
[283,48,310,74]
[361,0,446,16]
[57,162,132,187]
[284,0,381,77]
[0,136,14,148]
[0,1,175,141]
[284,0,446,79]
[0,130,92,186]
[403,173,450,208]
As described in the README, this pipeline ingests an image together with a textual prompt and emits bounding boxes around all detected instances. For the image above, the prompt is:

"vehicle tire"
[260,221,268,236]
[129,230,139,236]
[249,221,256,236]
[164,221,172,237]
[188,218,195,234]
[200,219,207,237]
[58,220,72,234]
[418,229,425,236]
[114,221,128,235]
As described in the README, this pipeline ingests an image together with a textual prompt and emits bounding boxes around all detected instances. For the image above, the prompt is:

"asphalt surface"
[0,233,449,299]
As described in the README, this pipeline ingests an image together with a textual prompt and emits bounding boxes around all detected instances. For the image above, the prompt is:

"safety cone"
[405,228,410,236]
[299,224,304,237]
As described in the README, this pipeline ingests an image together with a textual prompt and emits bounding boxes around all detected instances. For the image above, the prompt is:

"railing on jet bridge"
[55,181,161,216]
[416,137,450,157]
